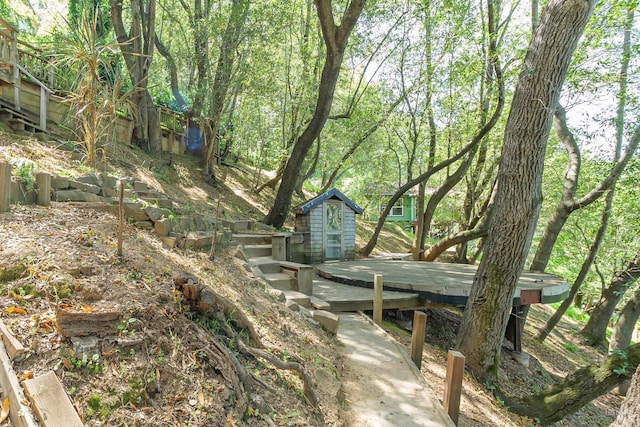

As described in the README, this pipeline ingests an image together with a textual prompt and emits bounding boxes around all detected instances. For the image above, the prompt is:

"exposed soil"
[0,133,623,426]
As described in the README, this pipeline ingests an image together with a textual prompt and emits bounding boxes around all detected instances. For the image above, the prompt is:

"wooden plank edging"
[0,341,38,427]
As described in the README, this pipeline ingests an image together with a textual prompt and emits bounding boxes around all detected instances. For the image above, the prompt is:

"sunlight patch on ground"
[177,184,210,202]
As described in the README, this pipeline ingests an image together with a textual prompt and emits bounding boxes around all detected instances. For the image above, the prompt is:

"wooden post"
[0,161,10,213]
[410,311,427,369]
[117,181,124,257]
[373,274,383,326]
[209,198,221,261]
[35,172,50,206]
[443,350,465,425]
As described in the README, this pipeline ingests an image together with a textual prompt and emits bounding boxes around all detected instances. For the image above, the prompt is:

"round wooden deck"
[316,260,569,307]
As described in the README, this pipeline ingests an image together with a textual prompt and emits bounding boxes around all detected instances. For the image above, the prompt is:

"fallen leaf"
[62,358,71,370]
[18,371,33,380]
[0,397,9,423]
[5,306,27,315]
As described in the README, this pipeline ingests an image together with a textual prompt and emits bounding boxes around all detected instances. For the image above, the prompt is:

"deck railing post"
[373,274,383,326]
[410,311,427,369]
[443,350,465,425]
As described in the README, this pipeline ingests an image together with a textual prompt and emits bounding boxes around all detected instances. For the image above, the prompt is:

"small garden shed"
[294,188,363,264]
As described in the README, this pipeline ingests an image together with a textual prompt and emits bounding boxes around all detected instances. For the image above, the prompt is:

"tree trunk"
[506,341,640,425]
[411,182,426,260]
[204,0,249,175]
[359,0,504,257]
[536,189,614,342]
[582,256,640,346]
[110,0,160,152]
[262,0,366,228]
[611,364,640,427]
[455,0,596,386]
[610,286,640,353]
[154,34,188,110]
[422,211,490,262]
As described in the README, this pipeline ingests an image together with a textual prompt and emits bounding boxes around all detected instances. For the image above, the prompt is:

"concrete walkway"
[338,313,455,427]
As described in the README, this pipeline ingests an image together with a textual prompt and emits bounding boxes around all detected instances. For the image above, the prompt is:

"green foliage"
[13,161,36,192]
[52,10,134,169]
[70,353,104,375]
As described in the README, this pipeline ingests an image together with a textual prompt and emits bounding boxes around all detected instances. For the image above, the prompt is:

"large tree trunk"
[204,0,249,175]
[110,0,160,152]
[610,286,640,353]
[262,0,366,228]
[455,0,595,386]
[506,342,640,425]
[581,256,640,346]
[611,364,640,427]
[530,4,637,271]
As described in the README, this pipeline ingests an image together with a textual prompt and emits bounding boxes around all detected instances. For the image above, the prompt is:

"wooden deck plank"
[23,371,83,427]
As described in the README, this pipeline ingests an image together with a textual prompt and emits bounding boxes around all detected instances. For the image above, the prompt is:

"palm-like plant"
[53,10,135,169]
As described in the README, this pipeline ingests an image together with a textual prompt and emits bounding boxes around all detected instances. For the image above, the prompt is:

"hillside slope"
[0,134,361,426]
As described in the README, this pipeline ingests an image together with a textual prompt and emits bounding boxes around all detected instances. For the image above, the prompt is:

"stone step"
[233,233,273,245]
[253,261,281,274]
[242,244,272,259]
[264,273,295,291]
[284,290,311,308]
[310,296,331,311]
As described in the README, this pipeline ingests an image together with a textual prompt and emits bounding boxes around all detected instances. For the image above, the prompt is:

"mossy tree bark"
[611,364,640,427]
[456,0,596,385]
[505,342,640,425]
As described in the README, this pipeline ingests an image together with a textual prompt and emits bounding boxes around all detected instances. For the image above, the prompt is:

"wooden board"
[0,341,38,427]
[23,371,83,427]
[0,319,24,359]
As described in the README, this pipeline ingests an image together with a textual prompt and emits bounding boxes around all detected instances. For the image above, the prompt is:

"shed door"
[324,201,343,260]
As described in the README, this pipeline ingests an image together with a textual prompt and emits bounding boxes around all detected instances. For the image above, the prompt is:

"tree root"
[174,272,321,414]
[237,338,320,408]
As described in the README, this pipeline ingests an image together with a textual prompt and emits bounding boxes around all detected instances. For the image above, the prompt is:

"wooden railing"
[0,18,17,69]
[0,17,187,147]
[158,105,185,134]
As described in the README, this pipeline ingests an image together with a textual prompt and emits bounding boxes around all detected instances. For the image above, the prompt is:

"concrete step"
[242,244,272,259]
[264,273,296,291]
[310,296,331,311]
[233,233,273,245]
[253,261,281,274]
[284,290,311,308]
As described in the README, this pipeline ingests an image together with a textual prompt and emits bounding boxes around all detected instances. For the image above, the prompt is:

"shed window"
[390,199,404,217]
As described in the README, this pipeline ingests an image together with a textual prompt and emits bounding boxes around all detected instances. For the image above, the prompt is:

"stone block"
[55,190,103,202]
[50,176,69,190]
[98,172,119,188]
[285,300,300,312]
[10,181,36,204]
[76,173,101,186]
[69,180,101,194]
[123,201,150,221]
[70,336,100,360]
[133,181,148,192]
[312,310,339,334]
[154,218,172,236]
[161,236,177,247]
[145,206,173,222]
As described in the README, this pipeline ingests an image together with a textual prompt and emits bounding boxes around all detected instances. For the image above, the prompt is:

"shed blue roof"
[297,188,363,215]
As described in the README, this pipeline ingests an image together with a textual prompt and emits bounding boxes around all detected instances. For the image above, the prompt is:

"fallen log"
[56,308,122,337]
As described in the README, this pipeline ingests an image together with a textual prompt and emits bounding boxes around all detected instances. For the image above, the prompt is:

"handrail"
[0,17,18,35]
[15,63,52,93]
